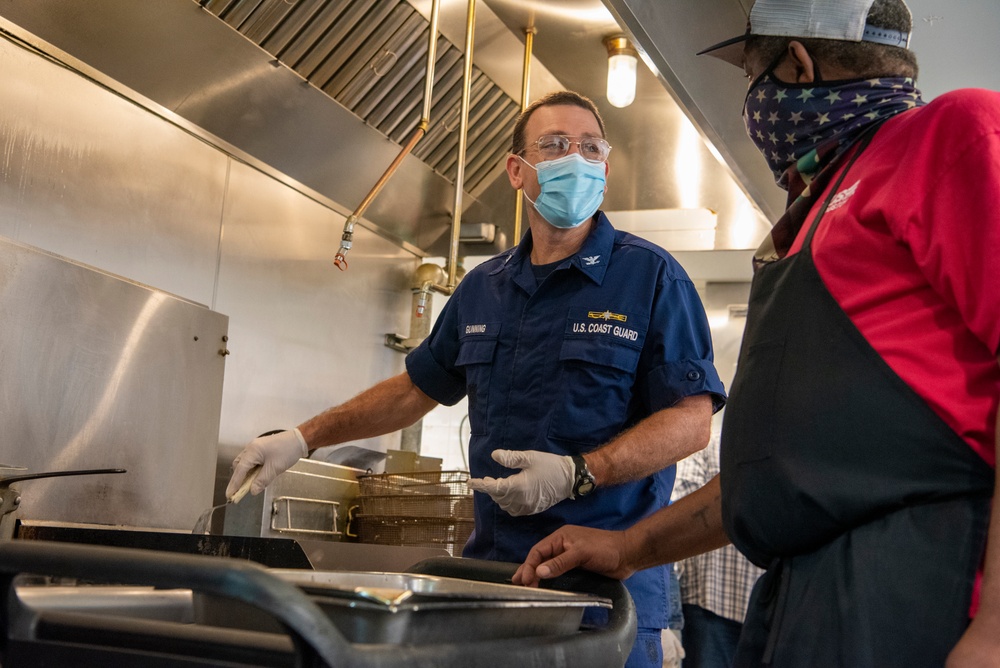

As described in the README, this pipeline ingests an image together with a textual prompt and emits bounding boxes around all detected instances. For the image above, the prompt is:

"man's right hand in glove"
[225,428,309,500]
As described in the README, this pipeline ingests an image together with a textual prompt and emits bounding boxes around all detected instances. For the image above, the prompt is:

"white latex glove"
[468,449,575,516]
[661,629,685,667]
[225,428,308,500]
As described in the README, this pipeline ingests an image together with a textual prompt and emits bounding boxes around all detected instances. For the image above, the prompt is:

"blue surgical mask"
[519,153,606,229]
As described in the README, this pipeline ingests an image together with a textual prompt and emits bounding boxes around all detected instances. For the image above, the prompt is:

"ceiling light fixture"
[603,34,638,108]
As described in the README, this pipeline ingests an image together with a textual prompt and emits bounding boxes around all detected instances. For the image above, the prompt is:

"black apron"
[720,131,995,667]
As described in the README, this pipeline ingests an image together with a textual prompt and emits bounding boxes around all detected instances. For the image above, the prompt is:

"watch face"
[572,455,595,497]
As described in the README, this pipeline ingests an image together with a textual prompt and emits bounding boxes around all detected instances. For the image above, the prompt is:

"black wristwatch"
[571,455,596,498]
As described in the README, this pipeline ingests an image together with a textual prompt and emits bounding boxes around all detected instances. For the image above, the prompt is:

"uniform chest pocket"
[548,335,643,446]
[455,325,500,436]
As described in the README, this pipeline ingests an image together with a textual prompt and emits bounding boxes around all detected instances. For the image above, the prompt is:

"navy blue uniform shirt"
[405,212,726,628]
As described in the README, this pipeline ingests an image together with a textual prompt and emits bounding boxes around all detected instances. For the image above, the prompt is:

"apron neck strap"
[801,124,884,250]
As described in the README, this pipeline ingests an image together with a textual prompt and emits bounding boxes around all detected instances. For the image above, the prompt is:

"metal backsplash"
[0,237,228,530]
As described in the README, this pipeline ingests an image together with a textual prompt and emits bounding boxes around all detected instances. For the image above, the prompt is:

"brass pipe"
[421,0,441,123]
[358,125,426,219]
[445,0,476,290]
[333,125,426,270]
[333,0,441,271]
[520,28,534,111]
[513,26,536,245]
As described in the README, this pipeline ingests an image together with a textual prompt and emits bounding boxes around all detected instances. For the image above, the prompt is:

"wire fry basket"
[358,494,473,518]
[353,470,474,556]
[357,470,471,497]
[355,516,474,556]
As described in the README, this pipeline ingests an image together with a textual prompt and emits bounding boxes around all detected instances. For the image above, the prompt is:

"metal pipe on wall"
[396,1,481,458]
[513,26,536,245]
[417,0,479,298]
[333,0,442,271]
[444,0,477,291]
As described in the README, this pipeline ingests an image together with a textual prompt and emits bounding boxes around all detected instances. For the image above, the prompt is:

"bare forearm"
[297,372,438,450]
[513,473,731,585]
[946,359,1000,665]
[974,369,1000,619]
[623,474,730,571]
[586,394,713,487]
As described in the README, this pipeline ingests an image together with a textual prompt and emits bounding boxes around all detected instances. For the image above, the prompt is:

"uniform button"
[686,371,701,381]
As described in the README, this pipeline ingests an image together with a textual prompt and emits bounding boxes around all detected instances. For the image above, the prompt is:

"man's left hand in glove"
[468,449,578,516]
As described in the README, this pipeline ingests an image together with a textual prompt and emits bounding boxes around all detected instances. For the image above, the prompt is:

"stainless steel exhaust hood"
[0,0,519,257]
[0,0,781,262]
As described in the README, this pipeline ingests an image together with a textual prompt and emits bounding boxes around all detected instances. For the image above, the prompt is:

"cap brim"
[696,33,750,67]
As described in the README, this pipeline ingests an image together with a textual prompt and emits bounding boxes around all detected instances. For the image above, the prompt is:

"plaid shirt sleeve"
[672,434,765,623]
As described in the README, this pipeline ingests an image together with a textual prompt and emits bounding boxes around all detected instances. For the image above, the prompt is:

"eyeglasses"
[521,135,612,163]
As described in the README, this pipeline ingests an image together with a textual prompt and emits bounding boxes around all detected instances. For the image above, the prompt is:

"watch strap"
[571,454,596,497]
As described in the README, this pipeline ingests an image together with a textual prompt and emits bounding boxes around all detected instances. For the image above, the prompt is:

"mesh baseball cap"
[697,0,911,67]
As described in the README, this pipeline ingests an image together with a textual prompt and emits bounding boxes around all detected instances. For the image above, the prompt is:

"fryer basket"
[356,470,471,496]
[355,515,474,556]
[354,470,474,556]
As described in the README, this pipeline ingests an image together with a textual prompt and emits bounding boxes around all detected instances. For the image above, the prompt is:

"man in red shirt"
[513,1,1000,666]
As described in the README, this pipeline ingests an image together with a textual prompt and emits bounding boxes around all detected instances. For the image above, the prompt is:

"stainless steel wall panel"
[212,159,416,461]
[0,236,228,530]
[0,36,227,308]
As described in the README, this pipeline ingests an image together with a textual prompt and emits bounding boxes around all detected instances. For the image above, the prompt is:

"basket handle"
[345,504,360,538]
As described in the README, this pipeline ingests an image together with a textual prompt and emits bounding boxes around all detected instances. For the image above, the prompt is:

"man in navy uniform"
[228,90,726,667]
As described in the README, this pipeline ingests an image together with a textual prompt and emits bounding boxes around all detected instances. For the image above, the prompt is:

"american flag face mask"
[743,66,923,186]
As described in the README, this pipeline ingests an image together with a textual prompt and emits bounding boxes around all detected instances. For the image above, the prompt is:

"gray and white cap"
[697,0,912,67]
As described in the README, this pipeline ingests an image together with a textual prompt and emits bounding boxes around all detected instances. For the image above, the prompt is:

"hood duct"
[203,0,519,196]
